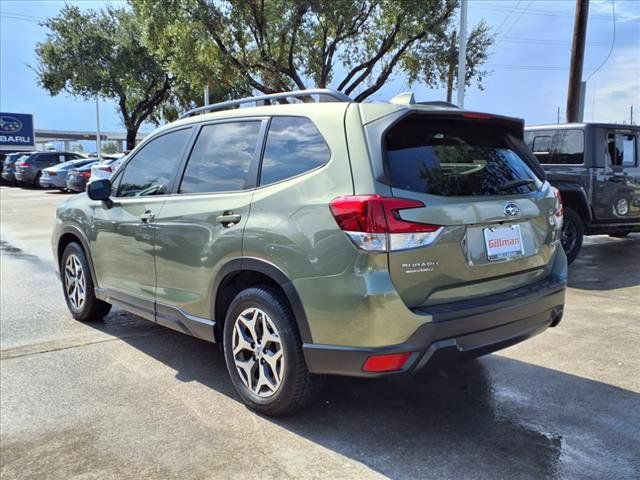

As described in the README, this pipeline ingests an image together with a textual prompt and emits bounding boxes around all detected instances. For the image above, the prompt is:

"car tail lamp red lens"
[49,171,57,176]
[362,352,412,372]
[18,161,30,167]
[463,112,493,120]
[99,166,112,172]
[329,195,443,252]
[81,171,91,178]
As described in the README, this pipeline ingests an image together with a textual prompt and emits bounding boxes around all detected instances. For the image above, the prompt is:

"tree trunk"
[446,62,455,103]
[126,127,138,151]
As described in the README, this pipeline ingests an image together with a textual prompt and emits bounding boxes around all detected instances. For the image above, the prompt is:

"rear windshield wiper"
[497,178,536,191]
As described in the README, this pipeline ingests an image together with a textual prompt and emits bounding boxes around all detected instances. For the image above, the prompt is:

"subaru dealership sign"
[0,113,35,148]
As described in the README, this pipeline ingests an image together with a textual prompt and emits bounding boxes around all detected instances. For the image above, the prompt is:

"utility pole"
[567,0,589,123]
[95,96,102,160]
[631,106,634,125]
[557,107,560,124]
[456,0,468,108]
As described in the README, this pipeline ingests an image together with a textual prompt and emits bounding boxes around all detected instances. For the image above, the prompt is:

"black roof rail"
[179,88,352,119]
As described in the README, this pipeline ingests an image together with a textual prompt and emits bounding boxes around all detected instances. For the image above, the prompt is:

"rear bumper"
[303,276,565,377]
[66,178,87,192]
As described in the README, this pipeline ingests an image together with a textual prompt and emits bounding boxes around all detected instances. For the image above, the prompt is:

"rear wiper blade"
[497,178,536,191]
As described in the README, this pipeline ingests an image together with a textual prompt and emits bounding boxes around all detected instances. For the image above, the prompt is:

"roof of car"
[526,123,640,131]
[151,88,519,138]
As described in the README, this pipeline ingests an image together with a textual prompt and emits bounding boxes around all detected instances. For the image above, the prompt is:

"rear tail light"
[81,171,91,179]
[48,171,57,176]
[99,166,113,172]
[17,161,30,167]
[362,352,413,372]
[329,195,442,252]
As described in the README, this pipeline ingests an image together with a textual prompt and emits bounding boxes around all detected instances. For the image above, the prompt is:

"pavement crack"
[0,330,165,360]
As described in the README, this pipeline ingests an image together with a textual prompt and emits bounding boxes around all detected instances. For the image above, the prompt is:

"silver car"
[40,159,98,191]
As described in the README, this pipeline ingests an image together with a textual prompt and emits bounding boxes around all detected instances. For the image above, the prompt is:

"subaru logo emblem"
[0,116,22,132]
[504,202,521,217]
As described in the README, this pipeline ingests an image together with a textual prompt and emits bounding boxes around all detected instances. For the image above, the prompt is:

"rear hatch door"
[380,113,560,308]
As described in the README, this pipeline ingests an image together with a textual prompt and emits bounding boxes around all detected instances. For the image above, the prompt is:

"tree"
[71,144,85,153]
[35,5,173,149]
[133,0,492,102]
[435,21,494,103]
[101,142,120,154]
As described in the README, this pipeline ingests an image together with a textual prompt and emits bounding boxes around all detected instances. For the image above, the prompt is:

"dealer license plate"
[483,224,525,261]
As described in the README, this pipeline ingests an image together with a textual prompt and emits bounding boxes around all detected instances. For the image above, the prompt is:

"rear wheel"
[32,172,41,188]
[223,286,321,416]
[561,207,584,265]
[61,242,111,321]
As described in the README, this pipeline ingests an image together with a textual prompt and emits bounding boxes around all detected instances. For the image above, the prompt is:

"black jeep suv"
[525,123,640,263]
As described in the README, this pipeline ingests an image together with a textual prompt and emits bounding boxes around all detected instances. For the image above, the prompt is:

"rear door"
[377,114,560,308]
[153,119,266,324]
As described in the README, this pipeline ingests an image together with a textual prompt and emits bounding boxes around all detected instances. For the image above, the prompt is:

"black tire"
[223,286,322,416]
[609,230,631,238]
[60,242,111,321]
[32,172,41,188]
[561,207,584,265]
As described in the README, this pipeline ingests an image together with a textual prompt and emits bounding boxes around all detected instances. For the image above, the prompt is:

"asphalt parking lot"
[1,185,639,480]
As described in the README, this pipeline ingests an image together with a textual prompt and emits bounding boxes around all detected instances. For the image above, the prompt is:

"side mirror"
[87,179,113,207]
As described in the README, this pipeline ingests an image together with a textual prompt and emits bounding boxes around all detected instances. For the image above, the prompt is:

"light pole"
[456,0,468,108]
[95,96,102,160]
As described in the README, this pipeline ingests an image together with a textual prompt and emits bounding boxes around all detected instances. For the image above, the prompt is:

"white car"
[89,154,127,182]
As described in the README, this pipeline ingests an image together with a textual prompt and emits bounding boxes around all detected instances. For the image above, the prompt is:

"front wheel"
[561,207,584,265]
[223,287,321,416]
[61,242,111,321]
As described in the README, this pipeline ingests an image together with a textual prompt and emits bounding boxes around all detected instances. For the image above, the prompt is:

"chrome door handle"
[140,211,155,223]
[216,213,241,226]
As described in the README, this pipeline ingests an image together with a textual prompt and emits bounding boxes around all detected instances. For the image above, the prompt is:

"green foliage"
[35,5,174,148]
[101,142,120,154]
[132,0,493,102]
[70,144,85,153]
[430,21,494,102]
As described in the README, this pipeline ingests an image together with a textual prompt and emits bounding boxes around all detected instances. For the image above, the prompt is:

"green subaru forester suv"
[53,89,566,415]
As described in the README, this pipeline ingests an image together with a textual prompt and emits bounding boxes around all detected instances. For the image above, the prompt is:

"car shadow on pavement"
[568,234,640,291]
[89,315,640,480]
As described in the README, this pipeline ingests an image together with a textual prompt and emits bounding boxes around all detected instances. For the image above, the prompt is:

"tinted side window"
[260,117,330,186]
[179,121,261,194]
[526,129,583,164]
[118,128,191,197]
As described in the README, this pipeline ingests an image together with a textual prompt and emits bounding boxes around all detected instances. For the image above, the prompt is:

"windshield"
[385,117,541,196]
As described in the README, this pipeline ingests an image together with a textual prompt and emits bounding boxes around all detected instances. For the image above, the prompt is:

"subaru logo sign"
[504,202,521,217]
[0,116,22,132]
[0,112,34,147]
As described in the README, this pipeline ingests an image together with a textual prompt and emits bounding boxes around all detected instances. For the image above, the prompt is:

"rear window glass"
[524,129,584,164]
[385,117,540,196]
[259,117,330,186]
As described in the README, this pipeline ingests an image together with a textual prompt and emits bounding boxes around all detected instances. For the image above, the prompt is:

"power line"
[469,2,620,21]
[492,0,522,36]
[491,0,534,53]
[586,0,617,81]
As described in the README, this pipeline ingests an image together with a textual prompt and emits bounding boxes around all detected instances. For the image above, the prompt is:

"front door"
[90,127,194,319]
[593,128,640,222]
[153,119,265,327]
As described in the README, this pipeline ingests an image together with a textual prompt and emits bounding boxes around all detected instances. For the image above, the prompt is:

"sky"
[1,0,638,149]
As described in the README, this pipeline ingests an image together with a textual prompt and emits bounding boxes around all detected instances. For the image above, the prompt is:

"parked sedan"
[40,158,98,191]
[66,161,100,192]
[89,154,127,182]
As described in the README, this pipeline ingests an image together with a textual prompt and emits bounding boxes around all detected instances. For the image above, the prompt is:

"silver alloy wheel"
[231,307,284,398]
[64,253,86,311]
